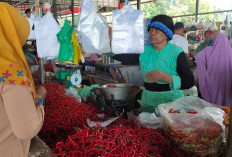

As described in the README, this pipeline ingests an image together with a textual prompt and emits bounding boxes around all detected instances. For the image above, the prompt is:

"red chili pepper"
[107,84,116,88]
[39,83,184,157]
[187,111,198,114]
[169,109,174,113]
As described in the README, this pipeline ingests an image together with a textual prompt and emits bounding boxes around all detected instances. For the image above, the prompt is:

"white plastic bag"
[137,112,162,129]
[66,87,81,101]
[158,96,225,157]
[27,13,36,40]
[34,12,61,59]
[87,117,119,127]
[77,0,111,54]
[203,21,213,31]
[210,23,218,31]
[112,4,144,54]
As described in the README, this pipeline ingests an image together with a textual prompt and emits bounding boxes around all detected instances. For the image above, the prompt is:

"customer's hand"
[35,86,46,100]
[146,70,173,83]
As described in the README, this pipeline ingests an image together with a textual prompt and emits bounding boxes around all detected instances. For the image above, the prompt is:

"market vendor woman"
[140,15,194,112]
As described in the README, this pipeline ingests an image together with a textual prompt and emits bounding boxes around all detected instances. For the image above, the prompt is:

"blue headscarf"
[148,21,173,40]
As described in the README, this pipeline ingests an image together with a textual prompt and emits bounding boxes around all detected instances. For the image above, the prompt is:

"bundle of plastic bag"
[158,96,225,157]
[34,12,61,59]
[112,4,144,54]
[77,0,111,54]
[27,14,36,40]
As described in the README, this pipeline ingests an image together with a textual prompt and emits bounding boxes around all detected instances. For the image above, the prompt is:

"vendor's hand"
[146,70,172,83]
[189,51,195,57]
[35,86,46,100]
[127,111,137,121]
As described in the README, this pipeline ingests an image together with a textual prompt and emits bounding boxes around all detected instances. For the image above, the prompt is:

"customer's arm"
[1,84,44,140]
[177,52,195,89]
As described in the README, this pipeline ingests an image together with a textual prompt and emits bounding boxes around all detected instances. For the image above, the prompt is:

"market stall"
[2,0,232,156]
[31,2,230,156]
[33,8,231,157]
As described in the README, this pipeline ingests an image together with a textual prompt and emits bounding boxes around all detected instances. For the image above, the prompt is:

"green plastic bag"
[57,19,74,62]
[78,84,99,98]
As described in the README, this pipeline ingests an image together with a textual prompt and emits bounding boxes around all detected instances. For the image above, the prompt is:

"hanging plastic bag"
[112,4,144,54]
[34,9,61,59]
[71,31,85,64]
[210,23,218,31]
[57,19,74,62]
[144,18,152,45]
[77,0,111,54]
[27,14,36,40]
[158,96,225,157]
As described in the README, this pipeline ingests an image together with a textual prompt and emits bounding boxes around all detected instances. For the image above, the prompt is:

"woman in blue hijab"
[140,15,194,112]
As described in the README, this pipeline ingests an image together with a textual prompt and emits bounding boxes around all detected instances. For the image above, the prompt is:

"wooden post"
[52,0,57,20]
[137,0,140,10]
[71,0,74,27]
[195,0,200,22]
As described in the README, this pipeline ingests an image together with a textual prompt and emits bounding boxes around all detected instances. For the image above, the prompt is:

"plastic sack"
[137,112,162,129]
[158,96,225,157]
[112,4,144,54]
[66,87,81,101]
[77,0,111,54]
[34,12,61,59]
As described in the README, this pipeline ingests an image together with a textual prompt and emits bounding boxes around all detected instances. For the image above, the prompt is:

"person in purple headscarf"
[195,33,232,107]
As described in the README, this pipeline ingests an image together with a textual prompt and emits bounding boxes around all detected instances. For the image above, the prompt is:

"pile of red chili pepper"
[39,83,183,157]
[40,83,109,148]
[52,119,183,157]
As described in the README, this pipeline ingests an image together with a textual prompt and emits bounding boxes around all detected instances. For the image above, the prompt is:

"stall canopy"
[0,0,159,15]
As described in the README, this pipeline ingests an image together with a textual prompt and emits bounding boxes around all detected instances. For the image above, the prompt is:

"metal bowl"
[99,84,130,100]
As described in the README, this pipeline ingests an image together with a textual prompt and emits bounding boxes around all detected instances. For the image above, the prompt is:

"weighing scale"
[56,63,83,87]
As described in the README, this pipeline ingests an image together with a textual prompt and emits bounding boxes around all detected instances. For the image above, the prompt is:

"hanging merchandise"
[144,18,152,45]
[76,0,111,54]
[71,31,85,64]
[27,14,36,40]
[57,19,74,62]
[34,12,61,59]
[210,23,218,31]
[112,3,144,54]
[27,0,35,40]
